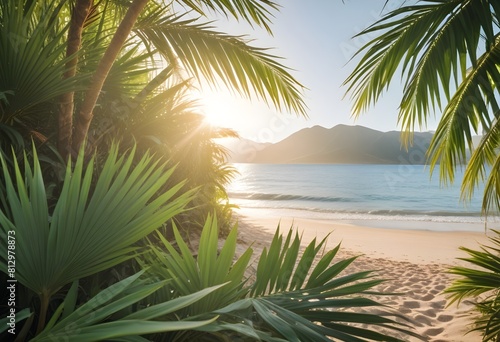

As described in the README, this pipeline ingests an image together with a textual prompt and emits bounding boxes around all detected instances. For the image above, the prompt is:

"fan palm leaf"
[31,271,222,341]
[0,0,85,122]
[0,143,192,331]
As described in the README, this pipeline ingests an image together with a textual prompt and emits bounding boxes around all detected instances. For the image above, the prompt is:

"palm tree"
[344,0,500,215]
[0,0,306,157]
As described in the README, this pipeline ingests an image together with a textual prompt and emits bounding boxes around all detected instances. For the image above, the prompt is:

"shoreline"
[235,209,492,265]
[234,210,492,341]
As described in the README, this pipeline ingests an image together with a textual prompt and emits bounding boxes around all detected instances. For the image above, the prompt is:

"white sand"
[235,212,494,342]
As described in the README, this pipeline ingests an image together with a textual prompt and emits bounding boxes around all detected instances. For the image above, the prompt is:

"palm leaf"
[143,215,253,315]
[176,0,279,34]
[427,37,500,185]
[0,0,87,121]
[134,12,306,116]
[199,226,421,341]
[344,0,495,129]
[445,230,500,340]
[32,271,221,342]
[0,143,192,299]
[343,0,500,216]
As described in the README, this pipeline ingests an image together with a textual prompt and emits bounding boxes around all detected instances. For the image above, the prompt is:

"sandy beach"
[235,211,494,342]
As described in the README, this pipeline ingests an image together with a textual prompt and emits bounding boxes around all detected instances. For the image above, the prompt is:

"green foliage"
[0,143,191,297]
[142,216,421,342]
[446,230,500,341]
[344,0,500,215]
[30,272,221,342]
[134,10,306,116]
[0,143,192,336]
[144,215,252,316]
[0,0,84,122]
[178,0,279,34]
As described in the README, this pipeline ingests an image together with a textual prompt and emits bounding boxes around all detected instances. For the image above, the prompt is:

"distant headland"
[222,124,438,164]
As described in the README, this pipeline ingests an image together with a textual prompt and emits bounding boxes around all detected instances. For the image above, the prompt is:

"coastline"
[235,209,492,341]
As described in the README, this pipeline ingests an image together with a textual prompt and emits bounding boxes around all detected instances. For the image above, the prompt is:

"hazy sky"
[197,0,432,142]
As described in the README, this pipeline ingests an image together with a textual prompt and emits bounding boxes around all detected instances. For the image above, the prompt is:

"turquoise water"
[227,164,500,231]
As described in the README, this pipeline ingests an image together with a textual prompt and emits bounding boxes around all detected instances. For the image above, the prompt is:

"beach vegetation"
[0,144,192,336]
[445,230,500,341]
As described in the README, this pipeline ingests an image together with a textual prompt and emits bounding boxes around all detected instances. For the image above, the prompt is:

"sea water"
[227,163,500,232]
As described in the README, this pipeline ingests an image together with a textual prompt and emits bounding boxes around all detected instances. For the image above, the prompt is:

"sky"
[195,0,433,143]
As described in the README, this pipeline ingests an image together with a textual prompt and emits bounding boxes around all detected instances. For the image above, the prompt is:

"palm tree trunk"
[72,0,149,153]
[58,0,93,160]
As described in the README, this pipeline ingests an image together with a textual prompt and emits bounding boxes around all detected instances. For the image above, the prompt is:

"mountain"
[223,125,435,164]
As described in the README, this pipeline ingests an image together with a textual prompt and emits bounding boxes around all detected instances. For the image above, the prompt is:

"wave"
[229,198,498,224]
[228,192,353,203]
[235,205,499,225]
[365,209,483,217]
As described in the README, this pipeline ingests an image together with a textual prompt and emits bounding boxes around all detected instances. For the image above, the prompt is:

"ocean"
[227,163,500,232]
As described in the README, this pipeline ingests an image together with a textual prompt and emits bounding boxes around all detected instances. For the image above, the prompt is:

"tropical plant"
[445,230,500,341]
[30,273,224,342]
[0,143,192,338]
[344,0,500,215]
[141,215,422,341]
[0,270,225,341]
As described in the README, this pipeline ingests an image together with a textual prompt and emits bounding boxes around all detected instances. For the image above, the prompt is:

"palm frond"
[445,230,500,340]
[236,229,421,341]
[0,143,192,298]
[427,37,500,185]
[143,215,253,315]
[0,0,86,121]
[172,222,422,341]
[176,0,279,33]
[32,271,221,342]
[344,0,495,132]
[134,13,307,116]
[461,116,500,214]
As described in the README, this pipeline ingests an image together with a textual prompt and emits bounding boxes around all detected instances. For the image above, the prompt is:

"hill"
[223,125,434,164]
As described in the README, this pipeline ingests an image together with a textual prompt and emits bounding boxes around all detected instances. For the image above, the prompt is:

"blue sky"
[197,0,434,142]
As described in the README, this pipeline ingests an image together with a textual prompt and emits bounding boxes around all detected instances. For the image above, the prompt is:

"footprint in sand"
[398,307,412,314]
[424,327,444,336]
[430,300,446,309]
[437,314,453,322]
[418,308,437,318]
[419,293,435,301]
[403,301,420,309]
[415,314,433,325]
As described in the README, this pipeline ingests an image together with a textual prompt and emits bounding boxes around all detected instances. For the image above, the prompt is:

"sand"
[235,212,495,342]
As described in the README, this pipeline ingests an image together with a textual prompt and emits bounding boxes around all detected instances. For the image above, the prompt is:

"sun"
[197,89,250,130]
[200,95,231,127]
